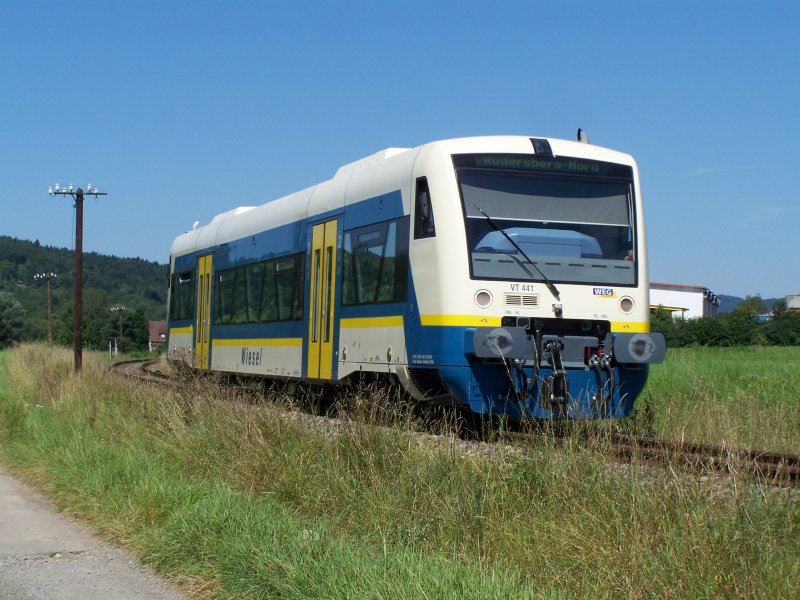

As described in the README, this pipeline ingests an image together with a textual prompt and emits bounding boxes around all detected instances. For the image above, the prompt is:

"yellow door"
[308,220,337,379]
[195,254,213,369]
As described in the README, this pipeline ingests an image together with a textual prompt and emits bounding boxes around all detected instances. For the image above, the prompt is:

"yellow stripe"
[420,315,648,331]
[212,338,303,347]
[420,314,502,327]
[340,316,404,329]
[611,321,650,333]
[169,326,193,335]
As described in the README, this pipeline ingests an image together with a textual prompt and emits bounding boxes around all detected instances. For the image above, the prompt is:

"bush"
[0,292,25,348]
[650,311,800,348]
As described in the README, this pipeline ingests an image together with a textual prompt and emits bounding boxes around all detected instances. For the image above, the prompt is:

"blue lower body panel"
[438,361,648,420]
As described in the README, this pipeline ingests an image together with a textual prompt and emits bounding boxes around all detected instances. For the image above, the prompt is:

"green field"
[631,346,800,454]
[0,344,798,598]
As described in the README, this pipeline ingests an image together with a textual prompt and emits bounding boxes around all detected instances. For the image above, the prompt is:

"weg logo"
[592,287,616,297]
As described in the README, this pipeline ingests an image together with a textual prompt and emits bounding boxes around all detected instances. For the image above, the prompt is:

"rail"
[607,432,800,487]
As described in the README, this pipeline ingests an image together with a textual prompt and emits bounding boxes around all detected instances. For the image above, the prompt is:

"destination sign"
[454,154,633,179]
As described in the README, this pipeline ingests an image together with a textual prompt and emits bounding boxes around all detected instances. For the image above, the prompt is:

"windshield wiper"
[473,205,561,301]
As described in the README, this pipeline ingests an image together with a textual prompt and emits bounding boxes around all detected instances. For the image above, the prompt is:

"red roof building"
[148,320,167,352]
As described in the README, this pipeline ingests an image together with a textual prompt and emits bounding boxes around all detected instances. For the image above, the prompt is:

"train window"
[247,261,267,322]
[455,157,637,286]
[214,253,305,325]
[215,269,238,324]
[264,261,281,322]
[311,250,320,342]
[342,218,409,306]
[276,255,303,321]
[169,270,195,321]
[324,247,333,342]
[359,230,382,245]
[414,177,436,239]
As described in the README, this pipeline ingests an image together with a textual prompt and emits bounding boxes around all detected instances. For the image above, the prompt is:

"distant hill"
[0,235,168,343]
[717,295,743,314]
[717,294,782,315]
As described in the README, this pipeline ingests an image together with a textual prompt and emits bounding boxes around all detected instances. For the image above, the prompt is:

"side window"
[414,177,436,239]
[214,253,305,325]
[247,261,267,322]
[215,269,237,324]
[275,255,304,321]
[261,261,279,322]
[169,270,195,321]
[343,218,409,306]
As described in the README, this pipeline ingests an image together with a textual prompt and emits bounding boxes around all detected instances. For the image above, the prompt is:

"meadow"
[631,346,800,454]
[0,344,798,598]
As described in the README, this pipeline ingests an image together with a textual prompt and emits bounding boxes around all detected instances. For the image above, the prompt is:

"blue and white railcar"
[167,135,665,419]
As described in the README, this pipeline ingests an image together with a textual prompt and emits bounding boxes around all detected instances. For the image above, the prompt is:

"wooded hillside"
[0,235,168,350]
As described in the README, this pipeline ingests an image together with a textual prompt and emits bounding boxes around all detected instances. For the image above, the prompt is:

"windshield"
[454,154,637,286]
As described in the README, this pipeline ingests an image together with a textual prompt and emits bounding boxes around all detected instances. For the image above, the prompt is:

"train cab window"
[414,177,436,239]
[169,270,195,321]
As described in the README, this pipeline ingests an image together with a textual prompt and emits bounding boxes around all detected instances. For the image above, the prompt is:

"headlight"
[619,296,635,314]
[475,290,493,308]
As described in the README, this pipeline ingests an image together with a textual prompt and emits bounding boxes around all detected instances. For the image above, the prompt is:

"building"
[787,295,800,314]
[650,282,720,319]
[148,320,167,352]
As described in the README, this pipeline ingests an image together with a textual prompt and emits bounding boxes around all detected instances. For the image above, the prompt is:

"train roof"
[170,135,636,259]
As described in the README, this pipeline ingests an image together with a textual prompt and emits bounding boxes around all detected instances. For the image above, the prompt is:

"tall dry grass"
[0,343,798,598]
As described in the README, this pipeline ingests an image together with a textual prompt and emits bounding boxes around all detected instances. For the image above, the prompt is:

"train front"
[405,136,665,419]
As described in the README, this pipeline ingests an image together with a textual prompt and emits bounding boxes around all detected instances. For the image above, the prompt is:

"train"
[166,134,665,419]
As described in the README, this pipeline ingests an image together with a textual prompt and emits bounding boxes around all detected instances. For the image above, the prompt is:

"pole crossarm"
[48,183,107,200]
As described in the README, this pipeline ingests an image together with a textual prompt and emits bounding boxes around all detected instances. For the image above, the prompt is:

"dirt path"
[0,463,183,600]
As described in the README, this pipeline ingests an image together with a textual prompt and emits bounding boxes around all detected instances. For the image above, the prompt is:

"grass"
[629,346,800,453]
[1,343,799,598]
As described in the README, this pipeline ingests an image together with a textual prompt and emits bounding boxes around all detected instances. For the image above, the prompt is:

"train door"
[307,219,338,379]
[194,254,213,369]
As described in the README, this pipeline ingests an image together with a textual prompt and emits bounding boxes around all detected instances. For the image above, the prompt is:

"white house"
[650,282,719,319]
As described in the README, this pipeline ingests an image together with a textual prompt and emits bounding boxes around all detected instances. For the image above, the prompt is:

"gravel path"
[0,463,183,600]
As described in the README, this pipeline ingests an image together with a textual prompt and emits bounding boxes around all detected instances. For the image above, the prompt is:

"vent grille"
[504,293,539,308]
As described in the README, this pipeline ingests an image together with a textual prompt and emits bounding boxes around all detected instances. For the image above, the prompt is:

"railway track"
[606,433,800,487]
[109,358,173,385]
[110,360,800,488]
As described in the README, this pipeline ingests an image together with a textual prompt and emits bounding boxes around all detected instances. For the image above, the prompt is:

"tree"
[763,301,800,345]
[688,317,726,346]
[733,294,768,316]
[0,292,25,348]
[650,307,676,340]
[771,299,788,319]
[721,311,758,345]
[126,307,149,352]
[55,288,115,350]
[81,288,113,350]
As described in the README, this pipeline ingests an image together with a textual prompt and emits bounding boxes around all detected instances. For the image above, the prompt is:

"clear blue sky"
[1,0,798,298]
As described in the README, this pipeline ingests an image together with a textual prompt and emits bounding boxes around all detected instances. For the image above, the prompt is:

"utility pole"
[48,183,107,373]
[33,272,57,344]
[110,305,127,354]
